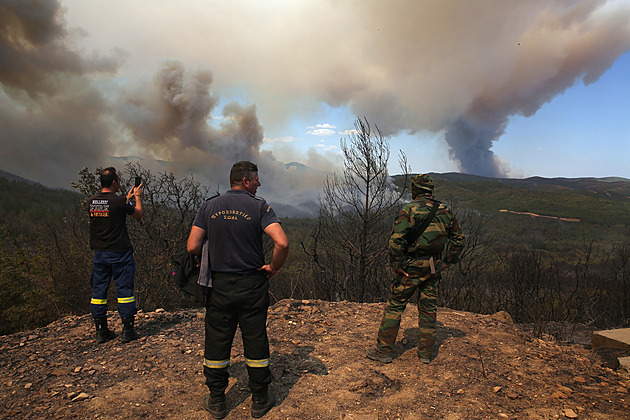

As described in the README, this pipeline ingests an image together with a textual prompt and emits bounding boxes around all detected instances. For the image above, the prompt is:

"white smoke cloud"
[1,0,629,197]
[0,0,335,209]
[87,0,626,178]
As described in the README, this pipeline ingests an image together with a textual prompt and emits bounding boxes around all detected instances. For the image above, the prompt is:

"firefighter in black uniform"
[187,161,289,419]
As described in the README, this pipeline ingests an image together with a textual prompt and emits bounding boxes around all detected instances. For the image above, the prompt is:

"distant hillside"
[0,170,82,237]
[3,167,629,250]
[395,172,629,212]
[423,172,630,222]
[410,172,630,198]
[0,169,39,185]
[392,172,630,252]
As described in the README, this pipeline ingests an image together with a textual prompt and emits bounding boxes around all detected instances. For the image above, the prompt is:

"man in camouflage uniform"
[366,174,465,364]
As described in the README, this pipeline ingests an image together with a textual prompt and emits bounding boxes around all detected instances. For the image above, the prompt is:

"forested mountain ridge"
[0,173,82,238]
[3,168,629,225]
[2,167,629,249]
[388,171,630,200]
[391,172,630,249]
[0,169,39,184]
[432,172,630,201]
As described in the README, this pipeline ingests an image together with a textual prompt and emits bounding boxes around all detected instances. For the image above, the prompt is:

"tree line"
[1,118,628,337]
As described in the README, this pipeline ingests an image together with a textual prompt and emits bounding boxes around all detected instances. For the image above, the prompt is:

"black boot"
[121,316,138,343]
[202,392,227,419]
[251,388,275,418]
[94,318,115,343]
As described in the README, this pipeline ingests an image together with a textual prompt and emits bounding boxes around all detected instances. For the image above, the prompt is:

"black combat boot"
[94,318,115,343]
[121,316,138,343]
[202,392,227,419]
[251,387,275,418]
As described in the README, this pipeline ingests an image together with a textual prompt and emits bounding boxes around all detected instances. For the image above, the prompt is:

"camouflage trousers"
[376,265,439,360]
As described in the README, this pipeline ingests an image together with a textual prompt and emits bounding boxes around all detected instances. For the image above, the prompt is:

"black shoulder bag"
[404,199,440,247]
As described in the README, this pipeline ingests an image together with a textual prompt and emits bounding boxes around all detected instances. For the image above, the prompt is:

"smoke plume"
[118,0,624,177]
[0,0,329,209]
[325,1,630,177]
[1,0,629,200]
[0,0,121,184]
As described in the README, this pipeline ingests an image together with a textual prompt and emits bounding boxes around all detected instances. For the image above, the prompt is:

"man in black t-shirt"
[187,161,289,419]
[88,167,143,344]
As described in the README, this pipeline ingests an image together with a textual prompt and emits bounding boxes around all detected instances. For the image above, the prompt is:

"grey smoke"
[0,0,330,210]
[0,0,118,185]
[333,1,630,177]
[1,0,630,193]
[439,1,630,176]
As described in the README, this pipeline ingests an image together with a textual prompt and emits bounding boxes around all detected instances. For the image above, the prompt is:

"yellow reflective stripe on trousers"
[117,296,135,304]
[245,358,269,368]
[203,358,230,369]
[90,298,107,305]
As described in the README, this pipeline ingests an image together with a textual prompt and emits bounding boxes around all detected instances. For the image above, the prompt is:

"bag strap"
[405,199,440,246]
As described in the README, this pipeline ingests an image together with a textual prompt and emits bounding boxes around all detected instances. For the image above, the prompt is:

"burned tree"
[315,117,409,301]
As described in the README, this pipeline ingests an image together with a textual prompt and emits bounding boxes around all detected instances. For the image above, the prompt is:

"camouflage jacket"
[389,194,465,270]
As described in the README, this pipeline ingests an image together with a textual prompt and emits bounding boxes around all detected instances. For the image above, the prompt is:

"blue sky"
[1,0,629,193]
[494,51,630,179]
[264,49,630,178]
[260,49,630,178]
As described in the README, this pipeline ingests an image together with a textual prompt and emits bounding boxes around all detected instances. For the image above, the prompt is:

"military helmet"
[411,174,434,196]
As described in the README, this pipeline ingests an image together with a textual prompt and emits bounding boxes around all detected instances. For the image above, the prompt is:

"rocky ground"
[1,299,629,419]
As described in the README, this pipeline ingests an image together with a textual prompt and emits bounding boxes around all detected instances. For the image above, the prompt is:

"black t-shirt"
[89,192,135,252]
[193,190,281,275]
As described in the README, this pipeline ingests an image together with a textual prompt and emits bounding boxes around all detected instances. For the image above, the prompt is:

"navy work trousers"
[90,250,137,319]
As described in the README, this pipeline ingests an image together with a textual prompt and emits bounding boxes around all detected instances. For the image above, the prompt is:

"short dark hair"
[230,161,258,186]
[100,167,118,188]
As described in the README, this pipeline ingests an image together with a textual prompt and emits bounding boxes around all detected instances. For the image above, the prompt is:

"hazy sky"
[1,0,629,201]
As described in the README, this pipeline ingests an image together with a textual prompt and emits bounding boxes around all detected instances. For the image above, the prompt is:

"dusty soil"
[1,299,628,419]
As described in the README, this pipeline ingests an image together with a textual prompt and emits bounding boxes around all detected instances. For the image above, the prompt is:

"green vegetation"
[0,177,82,237]
[391,173,630,257]
[435,177,630,225]
[1,167,629,337]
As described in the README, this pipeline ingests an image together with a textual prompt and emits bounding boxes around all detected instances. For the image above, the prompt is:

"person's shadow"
[398,321,466,360]
[134,310,203,338]
[223,345,328,413]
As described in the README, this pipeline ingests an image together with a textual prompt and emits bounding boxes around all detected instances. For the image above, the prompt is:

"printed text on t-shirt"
[90,200,110,217]
[210,210,252,221]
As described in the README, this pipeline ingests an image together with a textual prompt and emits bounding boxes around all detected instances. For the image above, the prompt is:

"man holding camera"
[88,167,143,344]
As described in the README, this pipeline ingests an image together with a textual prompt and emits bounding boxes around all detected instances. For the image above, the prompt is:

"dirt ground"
[1,299,628,419]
